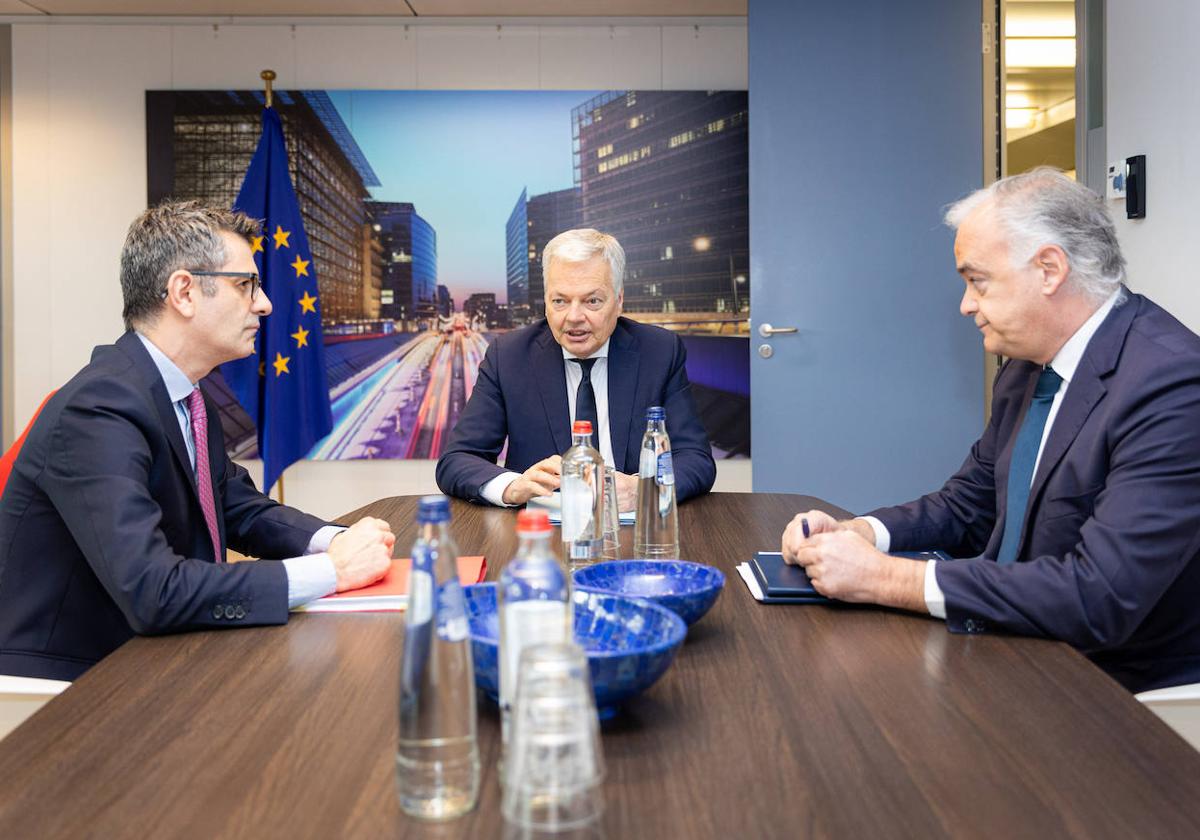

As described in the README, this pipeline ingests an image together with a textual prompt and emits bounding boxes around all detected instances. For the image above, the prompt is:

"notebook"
[744,550,951,604]
[527,491,636,525]
[293,555,487,613]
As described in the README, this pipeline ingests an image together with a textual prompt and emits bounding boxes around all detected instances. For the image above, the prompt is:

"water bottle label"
[639,447,657,479]
[435,579,468,642]
[561,473,594,542]
[409,569,433,624]
[657,451,675,486]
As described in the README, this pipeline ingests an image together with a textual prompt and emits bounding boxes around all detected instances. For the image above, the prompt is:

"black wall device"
[1125,154,1146,219]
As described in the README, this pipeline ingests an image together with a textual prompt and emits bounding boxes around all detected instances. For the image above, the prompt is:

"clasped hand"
[781,510,919,606]
[329,516,395,592]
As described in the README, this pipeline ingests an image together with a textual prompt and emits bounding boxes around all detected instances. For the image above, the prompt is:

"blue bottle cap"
[417,494,451,524]
[646,406,665,421]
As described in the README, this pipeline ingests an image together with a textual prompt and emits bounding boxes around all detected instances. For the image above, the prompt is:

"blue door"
[748,0,986,512]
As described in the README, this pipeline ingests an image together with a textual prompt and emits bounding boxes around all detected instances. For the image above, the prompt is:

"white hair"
[944,167,1127,303]
[542,228,625,294]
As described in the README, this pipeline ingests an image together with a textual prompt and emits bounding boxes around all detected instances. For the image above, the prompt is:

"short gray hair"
[944,167,1126,303]
[542,228,626,295]
[120,199,261,330]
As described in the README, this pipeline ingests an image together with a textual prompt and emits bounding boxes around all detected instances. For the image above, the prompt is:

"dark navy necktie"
[571,358,600,439]
[996,366,1064,565]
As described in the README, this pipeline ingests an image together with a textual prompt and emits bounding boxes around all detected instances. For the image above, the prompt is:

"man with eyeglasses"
[0,200,394,682]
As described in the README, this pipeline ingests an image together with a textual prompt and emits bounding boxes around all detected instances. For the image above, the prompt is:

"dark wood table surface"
[2,492,1200,839]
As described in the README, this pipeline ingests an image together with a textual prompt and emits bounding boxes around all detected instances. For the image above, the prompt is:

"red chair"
[0,390,57,497]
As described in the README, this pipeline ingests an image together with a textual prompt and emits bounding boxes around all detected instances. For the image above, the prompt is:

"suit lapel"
[607,320,640,471]
[535,327,572,454]
[1021,292,1137,548]
[115,332,220,554]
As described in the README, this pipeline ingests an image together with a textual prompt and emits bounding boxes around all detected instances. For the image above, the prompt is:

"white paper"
[736,562,766,602]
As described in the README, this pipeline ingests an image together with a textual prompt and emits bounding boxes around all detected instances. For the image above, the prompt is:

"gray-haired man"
[436,228,716,510]
[781,168,1200,693]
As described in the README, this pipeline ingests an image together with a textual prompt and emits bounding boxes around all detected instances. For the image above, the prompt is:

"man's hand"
[329,516,395,593]
[781,511,926,612]
[612,470,638,513]
[502,456,563,506]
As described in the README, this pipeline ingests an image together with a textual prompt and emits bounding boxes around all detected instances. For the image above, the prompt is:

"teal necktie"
[996,366,1063,566]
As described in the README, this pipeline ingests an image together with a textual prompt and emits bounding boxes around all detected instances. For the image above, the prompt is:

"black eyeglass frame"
[160,271,262,300]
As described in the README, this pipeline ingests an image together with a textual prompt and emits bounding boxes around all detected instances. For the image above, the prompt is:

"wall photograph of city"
[146,89,750,462]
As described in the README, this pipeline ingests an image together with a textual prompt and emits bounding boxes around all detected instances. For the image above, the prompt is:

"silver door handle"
[758,323,798,338]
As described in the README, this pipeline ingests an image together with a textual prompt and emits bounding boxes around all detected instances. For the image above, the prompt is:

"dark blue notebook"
[750,550,951,604]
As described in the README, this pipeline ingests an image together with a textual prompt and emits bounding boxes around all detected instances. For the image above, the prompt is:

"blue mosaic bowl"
[572,560,726,626]
[464,583,687,719]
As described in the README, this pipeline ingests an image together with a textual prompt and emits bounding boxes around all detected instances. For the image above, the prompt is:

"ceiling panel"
[0,1,45,13]
[8,0,745,14]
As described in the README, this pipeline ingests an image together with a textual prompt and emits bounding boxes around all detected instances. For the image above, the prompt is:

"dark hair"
[120,199,261,330]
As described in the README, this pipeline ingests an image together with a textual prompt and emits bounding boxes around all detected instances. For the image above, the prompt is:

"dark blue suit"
[0,332,329,681]
[869,291,1200,692]
[436,317,716,504]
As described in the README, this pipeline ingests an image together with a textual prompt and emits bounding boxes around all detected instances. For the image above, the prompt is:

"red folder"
[296,555,487,613]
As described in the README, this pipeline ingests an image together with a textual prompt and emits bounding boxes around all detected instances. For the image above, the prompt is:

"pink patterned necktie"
[187,387,223,563]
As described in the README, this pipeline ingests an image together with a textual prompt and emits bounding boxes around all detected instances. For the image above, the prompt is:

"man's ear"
[1035,244,1070,296]
[616,289,624,312]
[163,269,197,318]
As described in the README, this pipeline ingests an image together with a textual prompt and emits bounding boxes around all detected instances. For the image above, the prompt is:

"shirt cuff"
[923,560,947,620]
[481,472,521,507]
[305,525,344,554]
[860,515,891,553]
[283,554,338,608]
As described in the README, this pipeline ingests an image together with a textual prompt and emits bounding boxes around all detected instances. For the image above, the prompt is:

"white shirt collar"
[561,337,611,361]
[1048,288,1124,384]
[135,332,197,403]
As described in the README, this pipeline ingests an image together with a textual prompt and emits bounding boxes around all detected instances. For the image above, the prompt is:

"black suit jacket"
[869,292,1200,693]
[0,332,329,680]
[436,318,716,503]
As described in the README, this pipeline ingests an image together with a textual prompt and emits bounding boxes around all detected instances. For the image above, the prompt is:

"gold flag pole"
[262,67,277,503]
[261,69,275,108]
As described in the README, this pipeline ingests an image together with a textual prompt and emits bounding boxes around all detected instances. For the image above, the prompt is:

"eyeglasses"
[191,271,262,300]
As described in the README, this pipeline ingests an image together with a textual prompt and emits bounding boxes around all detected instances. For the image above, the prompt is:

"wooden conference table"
[2,492,1200,838]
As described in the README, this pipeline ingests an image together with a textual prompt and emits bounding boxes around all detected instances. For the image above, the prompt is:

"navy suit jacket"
[0,332,329,681]
[868,291,1200,693]
[436,317,716,504]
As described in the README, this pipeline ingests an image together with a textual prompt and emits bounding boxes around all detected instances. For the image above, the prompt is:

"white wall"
[1106,0,1200,333]
[5,19,748,518]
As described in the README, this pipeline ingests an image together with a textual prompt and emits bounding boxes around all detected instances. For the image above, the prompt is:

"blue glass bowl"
[464,583,687,719]
[572,560,726,626]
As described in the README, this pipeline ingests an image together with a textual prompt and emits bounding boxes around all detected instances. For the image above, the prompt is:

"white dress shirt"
[864,288,1123,618]
[481,338,615,506]
[136,333,340,607]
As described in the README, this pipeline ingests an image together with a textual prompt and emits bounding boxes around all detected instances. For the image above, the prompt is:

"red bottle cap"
[572,420,593,435]
[516,509,553,533]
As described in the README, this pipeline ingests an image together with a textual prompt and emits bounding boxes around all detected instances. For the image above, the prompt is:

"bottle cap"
[572,420,593,435]
[417,494,451,524]
[646,406,665,421]
[516,509,553,534]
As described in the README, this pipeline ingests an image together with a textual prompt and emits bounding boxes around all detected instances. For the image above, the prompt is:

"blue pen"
[801,517,810,539]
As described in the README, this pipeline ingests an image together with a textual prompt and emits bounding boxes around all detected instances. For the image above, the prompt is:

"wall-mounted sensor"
[1125,154,1146,219]
[1106,161,1126,200]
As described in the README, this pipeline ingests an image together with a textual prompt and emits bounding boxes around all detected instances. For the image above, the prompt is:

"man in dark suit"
[781,168,1200,693]
[0,201,394,681]
[436,229,715,509]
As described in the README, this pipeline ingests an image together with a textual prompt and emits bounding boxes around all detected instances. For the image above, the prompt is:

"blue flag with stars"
[222,106,332,495]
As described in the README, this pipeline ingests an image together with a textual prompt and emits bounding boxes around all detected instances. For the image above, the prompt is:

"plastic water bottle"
[633,406,680,558]
[397,495,480,821]
[561,420,606,567]
[498,509,571,749]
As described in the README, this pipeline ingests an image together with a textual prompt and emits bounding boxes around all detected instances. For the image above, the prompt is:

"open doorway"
[1004,1,1077,177]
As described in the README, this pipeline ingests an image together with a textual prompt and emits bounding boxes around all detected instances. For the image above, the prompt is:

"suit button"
[213,605,224,620]
[234,606,246,619]
[965,619,984,633]
[224,605,236,620]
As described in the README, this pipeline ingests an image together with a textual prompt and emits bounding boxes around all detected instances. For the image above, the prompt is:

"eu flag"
[222,106,332,494]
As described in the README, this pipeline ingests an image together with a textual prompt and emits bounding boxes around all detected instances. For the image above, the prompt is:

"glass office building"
[572,90,749,315]
[147,89,382,324]
[505,186,581,321]
[369,201,438,326]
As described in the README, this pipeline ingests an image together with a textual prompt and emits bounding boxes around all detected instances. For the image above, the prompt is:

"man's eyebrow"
[957,261,987,276]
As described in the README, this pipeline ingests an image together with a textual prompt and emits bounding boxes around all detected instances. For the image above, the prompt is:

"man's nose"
[255,290,273,316]
[959,287,976,317]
